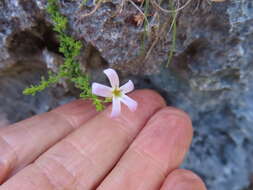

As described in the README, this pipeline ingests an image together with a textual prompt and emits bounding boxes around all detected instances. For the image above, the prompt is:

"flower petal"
[120,80,134,94]
[104,68,119,88]
[120,95,138,112]
[92,83,112,98]
[111,96,121,117]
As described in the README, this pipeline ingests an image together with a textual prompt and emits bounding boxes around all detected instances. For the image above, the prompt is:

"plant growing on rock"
[78,0,191,65]
[23,0,225,110]
[23,0,105,111]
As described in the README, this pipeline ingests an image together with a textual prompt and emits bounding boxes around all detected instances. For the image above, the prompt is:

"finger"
[0,90,166,190]
[97,107,193,190]
[0,99,97,183]
[160,169,207,190]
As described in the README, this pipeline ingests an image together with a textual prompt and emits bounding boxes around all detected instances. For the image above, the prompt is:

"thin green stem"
[23,0,105,111]
[167,0,177,66]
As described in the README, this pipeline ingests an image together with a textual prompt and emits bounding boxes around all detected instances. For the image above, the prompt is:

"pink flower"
[92,68,138,117]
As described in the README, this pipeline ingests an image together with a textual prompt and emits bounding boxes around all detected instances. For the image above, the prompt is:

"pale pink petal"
[120,80,134,94]
[104,68,119,88]
[92,83,112,98]
[111,96,121,117]
[120,95,138,112]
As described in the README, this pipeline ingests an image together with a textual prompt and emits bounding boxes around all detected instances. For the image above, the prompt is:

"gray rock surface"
[0,0,253,189]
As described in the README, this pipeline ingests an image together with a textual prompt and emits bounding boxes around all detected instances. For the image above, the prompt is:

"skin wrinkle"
[24,112,73,143]
[112,123,134,146]
[130,147,167,179]
[108,118,135,143]
[111,113,134,133]
[61,140,99,190]
[20,174,38,190]
[120,148,167,190]
[113,163,164,190]
[135,176,163,190]
[61,139,99,176]
[8,111,83,178]
[84,115,133,152]
[32,164,62,190]
[99,108,144,143]
[99,101,161,146]
[21,126,36,147]
[50,101,98,130]
[25,165,55,190]
[9,126,38,175]
[61,138,121,190]
[50,111,77,130]
[51,100,97,126]
[34,155,77,190]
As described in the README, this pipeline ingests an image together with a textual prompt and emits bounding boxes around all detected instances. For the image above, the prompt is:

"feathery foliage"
[23,0,105,111]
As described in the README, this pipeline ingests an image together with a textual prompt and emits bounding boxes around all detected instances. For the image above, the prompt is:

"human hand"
[0,90,206,190]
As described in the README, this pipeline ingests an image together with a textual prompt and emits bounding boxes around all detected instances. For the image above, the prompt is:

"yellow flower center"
[112,88,122,97]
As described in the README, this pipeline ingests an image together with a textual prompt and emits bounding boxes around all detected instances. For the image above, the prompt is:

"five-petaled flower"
[92,68,138,117]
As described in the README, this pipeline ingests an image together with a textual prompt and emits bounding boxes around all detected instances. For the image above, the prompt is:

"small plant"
[23,0,105,111]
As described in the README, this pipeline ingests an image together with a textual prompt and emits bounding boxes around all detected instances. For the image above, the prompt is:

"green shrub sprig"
[23,0,105,111]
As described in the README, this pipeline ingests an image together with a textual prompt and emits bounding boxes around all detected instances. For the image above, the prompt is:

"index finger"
[0,99,98,183]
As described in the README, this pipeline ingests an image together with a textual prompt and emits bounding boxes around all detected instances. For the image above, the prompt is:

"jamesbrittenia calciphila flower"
[92,68,138,117]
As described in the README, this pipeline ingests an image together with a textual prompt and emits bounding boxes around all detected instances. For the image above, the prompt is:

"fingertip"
[144,106,193,149]
[129,89,166,109]
[171,169,204,182]
[161,169,207,190]
[128,106,193,175]
[165,107,192,124]
[159,107,193,139]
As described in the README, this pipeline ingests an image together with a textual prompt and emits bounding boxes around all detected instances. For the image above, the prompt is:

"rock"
[0,111,9,128]
[0,0,253,189]
[0,59,75,123]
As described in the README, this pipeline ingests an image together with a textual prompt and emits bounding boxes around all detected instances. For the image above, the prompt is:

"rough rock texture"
[0,0,253,190]
[0,59,75,123]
